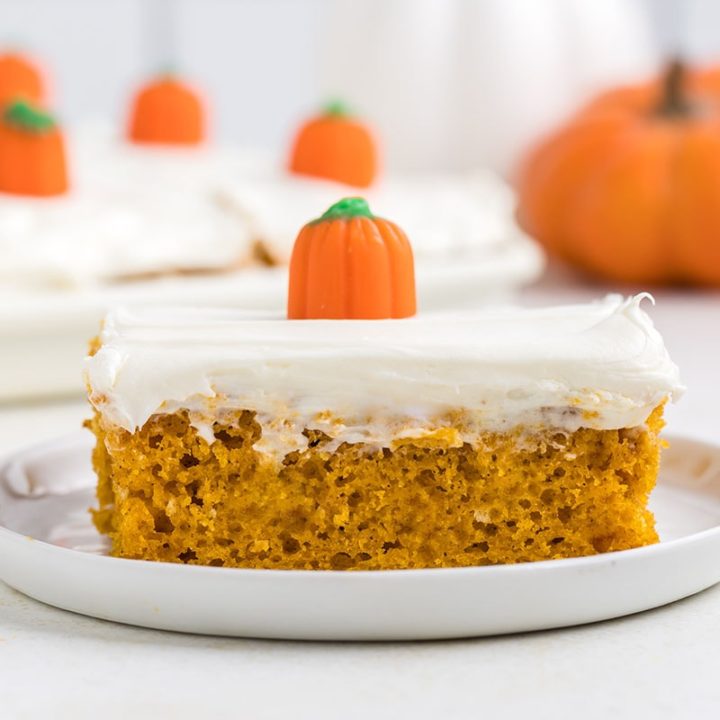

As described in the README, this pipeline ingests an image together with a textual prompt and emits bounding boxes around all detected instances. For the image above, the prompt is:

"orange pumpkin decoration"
[128,76,205,145]
[289,101,378,188]
[0,99,68,196]
[288,197,416,319]
[0,51,45,105]
[517,61,720,285]
[692,65,720,95]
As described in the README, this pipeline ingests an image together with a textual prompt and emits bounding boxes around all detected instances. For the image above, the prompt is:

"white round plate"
[1,432,718,641]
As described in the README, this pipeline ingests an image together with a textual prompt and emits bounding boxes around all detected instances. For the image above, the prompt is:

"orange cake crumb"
[89,406,664,570]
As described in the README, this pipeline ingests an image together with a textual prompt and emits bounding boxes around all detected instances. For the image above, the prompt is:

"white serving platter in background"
[0,236,542,401]
[0,433,718,641]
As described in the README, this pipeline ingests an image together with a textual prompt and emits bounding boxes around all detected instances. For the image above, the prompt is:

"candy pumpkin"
[517,61,720,285]
[0,99,68,196]
[288,197,415,319]
[289,101,378,188]
[0,51,45,105]
[128,76,205,145]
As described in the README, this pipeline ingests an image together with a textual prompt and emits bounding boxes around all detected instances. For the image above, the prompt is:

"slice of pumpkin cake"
[84,198,682,570]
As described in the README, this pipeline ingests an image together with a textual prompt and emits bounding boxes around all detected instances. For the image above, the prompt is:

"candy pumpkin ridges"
[517,60,720,286]
[0,51,45,105]
[288,197,416,319]
[0,99,68,197]
[288,102,378,188]
[128,76,205,145]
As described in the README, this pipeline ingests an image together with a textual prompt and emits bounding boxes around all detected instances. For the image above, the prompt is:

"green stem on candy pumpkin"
[157,64,178,81]
[314,197,374,223]
[3,99,55,132]
[323,99,351,118]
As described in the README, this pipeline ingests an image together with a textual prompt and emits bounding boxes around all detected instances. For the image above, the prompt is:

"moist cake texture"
[85,295,682,570]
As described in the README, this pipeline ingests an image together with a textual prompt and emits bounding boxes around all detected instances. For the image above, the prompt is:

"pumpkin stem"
[655,60,692,118]
[323,99,351,118]
[3,99,55,132]
[156,65,178,80]
[316,197,374,223]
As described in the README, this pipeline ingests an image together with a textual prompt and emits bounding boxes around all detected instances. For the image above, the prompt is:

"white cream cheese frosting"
[0,134,540,292]
[222,169,531,264]
[0,130,255,290]
[0,190,250,289]
[85,294,683,456]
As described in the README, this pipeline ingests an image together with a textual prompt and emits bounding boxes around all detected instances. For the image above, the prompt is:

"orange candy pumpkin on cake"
[128,74,206,146]
[517,61,720,285]
[289,100,378,187]
[0,51,45,106]
[288,197,415,319]
[0,99,68,196]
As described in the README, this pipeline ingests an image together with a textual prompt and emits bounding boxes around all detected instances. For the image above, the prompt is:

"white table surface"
[1,273,720,720]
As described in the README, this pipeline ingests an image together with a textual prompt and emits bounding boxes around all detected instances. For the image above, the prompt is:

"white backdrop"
[1,0,718,174]
[318,0,659,173]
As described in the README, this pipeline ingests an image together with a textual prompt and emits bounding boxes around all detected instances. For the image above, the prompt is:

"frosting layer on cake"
[223,170,529,263]
[0,130,256,289]
[85,295,683,455]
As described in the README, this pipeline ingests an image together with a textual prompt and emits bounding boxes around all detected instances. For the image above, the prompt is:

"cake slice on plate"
[84,198,682,570]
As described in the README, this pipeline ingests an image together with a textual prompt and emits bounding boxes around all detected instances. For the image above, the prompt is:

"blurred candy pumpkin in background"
[128,74,206,145]
[288,101,378,188]
[0,99,68,196]
[517,61,720,286]
[0,51,45,106]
